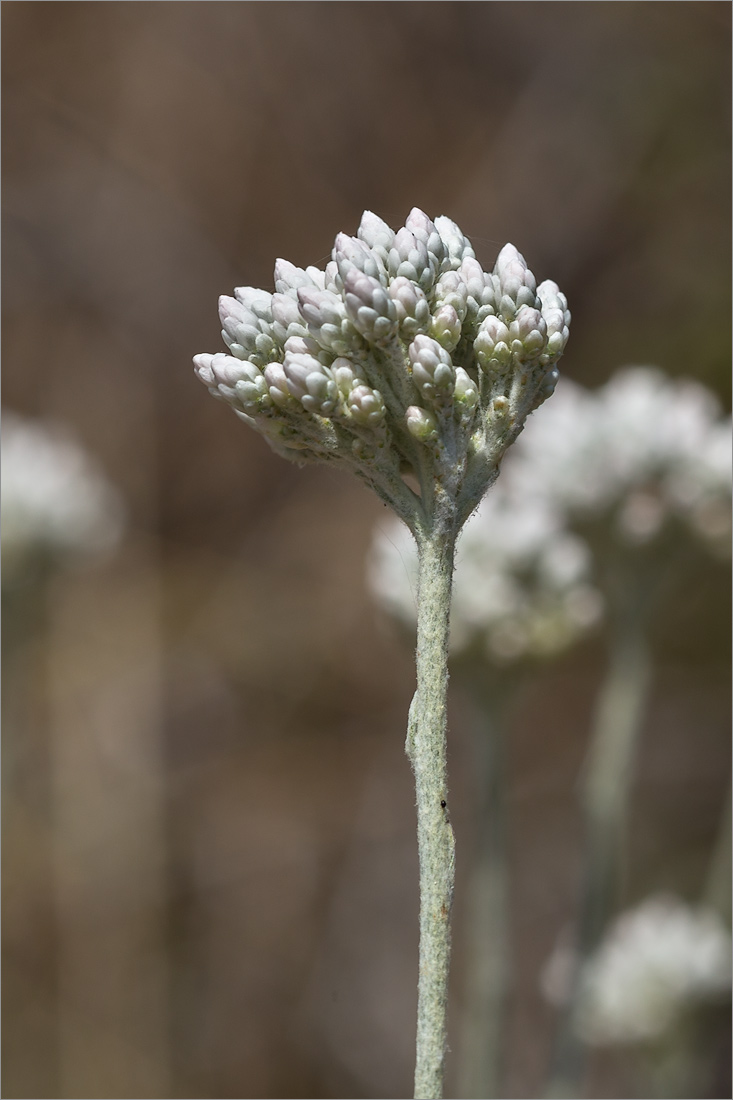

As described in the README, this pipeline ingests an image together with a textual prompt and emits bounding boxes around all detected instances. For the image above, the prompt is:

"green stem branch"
[407,521,457,1100]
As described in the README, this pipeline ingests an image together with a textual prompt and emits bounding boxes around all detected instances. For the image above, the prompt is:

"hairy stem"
[546,609,651,1098]
[457,679,513,1099]
[407,522,457,1099]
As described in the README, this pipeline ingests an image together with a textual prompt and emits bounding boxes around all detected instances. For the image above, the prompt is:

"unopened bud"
[406,405,438,441]
[475,316,512,369]
[282,352,339,415]
[343,268,397,341]
[348,384,386,427]
[454,367,479,410]
[389,277,431,337]
[408,335,455,400]
[430,304,462,351]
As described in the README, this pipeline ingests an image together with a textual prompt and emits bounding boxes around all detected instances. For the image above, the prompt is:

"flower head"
[194,209,569,532]
[502,369,732,554]
[542,895,732,1045]
[1,411,124,575]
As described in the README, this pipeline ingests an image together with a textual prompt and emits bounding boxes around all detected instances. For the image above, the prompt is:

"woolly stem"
[407,519,457,1100]
[457,678,513,1099]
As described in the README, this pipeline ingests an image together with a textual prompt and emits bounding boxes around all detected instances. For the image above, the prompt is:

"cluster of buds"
[367,366,732,664]
[194,209,569,532]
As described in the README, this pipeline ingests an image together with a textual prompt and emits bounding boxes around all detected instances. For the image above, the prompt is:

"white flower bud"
[474,316,512,369]
[263,362,292,408]
[405,208,445,268]
[388,228,437,292]
[537,280,571,361]
[214,354,264,401]
[434,216,475,270]
[274,259,319,297]
[508,306,548,359]
[389,276,431,337]
[408,335,455,400]
[271,292,308,344]
[193,352,216,388]
[282,351,339,415]
[218,294,278,364]
[343,268,397,342]
[493,244,537,308]
[333,233,387,285]
[282,335,325,366]
[430,305,462,351]
[296,286,359,356]
[233,286,275,320]
[454,367,479,410]
[194,352,268,410]
[460,257,499,325]
[432,270,468,322]
[331,357,358,395]
[357,210,395,263]
[348,384,386,427]
[405,405,438,441]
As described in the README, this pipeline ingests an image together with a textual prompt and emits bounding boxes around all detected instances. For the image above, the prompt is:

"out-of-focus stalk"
[546,606,651,1098]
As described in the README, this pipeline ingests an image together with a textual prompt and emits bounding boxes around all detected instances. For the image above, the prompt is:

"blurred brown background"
[3,3,730,1098]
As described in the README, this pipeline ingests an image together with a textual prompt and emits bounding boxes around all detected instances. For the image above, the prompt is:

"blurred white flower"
[368,490,602,664]
[543,895,732,1044]
[2,411,125,573]
[504,369,732,551]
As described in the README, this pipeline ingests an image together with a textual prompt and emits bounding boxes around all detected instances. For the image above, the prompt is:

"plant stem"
[406,522,457,1100]
[546,609,651,1098]
[457,679,512,1099]
[703,784,731,925]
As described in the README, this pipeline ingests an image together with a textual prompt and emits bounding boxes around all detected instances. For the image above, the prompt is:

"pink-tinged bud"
[282,352,339,415]
[264,362,292,407]
[343,268,397,341]
[333,233,386,284]
[493,244,536,303]
[348,384,386,427]
[404,208,445,265]
[474,316,512,368]
[408,335,455,399]
[273,259,316,297]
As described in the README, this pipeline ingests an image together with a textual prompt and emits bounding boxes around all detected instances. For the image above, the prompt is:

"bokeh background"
[3,3,730,1098]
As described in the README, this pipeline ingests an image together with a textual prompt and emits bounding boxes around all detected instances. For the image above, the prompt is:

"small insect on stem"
[441,800,447,808]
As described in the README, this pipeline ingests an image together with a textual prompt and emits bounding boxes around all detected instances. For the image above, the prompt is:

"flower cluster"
[194,209,569,529]
[503,369,732,554]
[368,368,731,663]
[1,411,124,575]
[369,491,602,663]
[543,895,732,1044]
